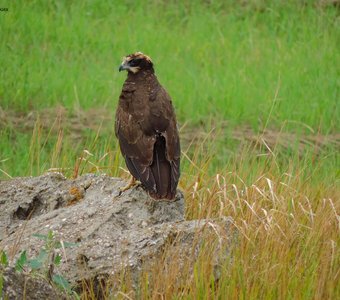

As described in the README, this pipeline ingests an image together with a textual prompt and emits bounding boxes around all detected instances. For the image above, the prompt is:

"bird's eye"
[129,58,142,66]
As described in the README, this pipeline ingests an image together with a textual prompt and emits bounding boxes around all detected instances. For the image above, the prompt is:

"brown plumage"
[115,52,180,199]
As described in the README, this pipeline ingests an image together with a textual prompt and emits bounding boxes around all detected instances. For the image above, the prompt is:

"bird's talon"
[119,177,137,193]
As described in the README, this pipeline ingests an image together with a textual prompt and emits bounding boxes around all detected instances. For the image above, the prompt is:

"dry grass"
[60,130,338,299]
[75,165,339,299]
[128,155,339,299]
[2,109,337,298]
[0,112,338,298]
[1,106,339,157]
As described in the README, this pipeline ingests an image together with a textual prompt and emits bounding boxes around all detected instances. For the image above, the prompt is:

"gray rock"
[0,173,233,296]
[0,266,66,299]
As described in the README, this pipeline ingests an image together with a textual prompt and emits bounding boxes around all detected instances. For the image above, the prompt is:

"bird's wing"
[115,84,180,199]
[115,101,158,194]
[149,86,181,197]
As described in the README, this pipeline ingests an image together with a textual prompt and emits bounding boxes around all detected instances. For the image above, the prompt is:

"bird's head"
[119,52,153,74]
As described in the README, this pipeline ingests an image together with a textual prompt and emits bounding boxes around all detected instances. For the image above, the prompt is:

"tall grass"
[74,135,339,299]
[2,116,338,298]
[0,1,338,130]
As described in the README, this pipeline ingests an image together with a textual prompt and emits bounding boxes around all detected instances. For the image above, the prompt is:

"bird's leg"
[120,176,137,192]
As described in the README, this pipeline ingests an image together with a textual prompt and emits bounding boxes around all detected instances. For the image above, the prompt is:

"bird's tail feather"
[124,136,177,200]
[149,136,174,199]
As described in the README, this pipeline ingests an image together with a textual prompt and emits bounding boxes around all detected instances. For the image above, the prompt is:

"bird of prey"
[115,52,180,200]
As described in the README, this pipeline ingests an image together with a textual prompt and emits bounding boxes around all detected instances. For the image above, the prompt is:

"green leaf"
[47,230,54,242]
[27,258,43,270]
[55,241,79,249]
[15,251,27,272]
[0,274,4,298]
[36,249,48,262]
[32,233,47,241]
[52,274,72,291]
[54,254,62,266]
[28,248,48,270]
[0,251,8,267]
[63,241,79,248]
[54,241,62,249]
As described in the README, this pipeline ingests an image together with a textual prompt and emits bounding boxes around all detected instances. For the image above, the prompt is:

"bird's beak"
[119,63,128,72]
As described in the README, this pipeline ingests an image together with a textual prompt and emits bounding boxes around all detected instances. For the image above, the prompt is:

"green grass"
[0,0,339,299]
[1,1,339,130]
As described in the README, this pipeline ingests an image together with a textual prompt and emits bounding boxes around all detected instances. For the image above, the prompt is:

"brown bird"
[115,52,180,200]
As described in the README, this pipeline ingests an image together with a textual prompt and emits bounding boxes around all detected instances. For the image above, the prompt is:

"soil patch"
[1,106,339,155]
